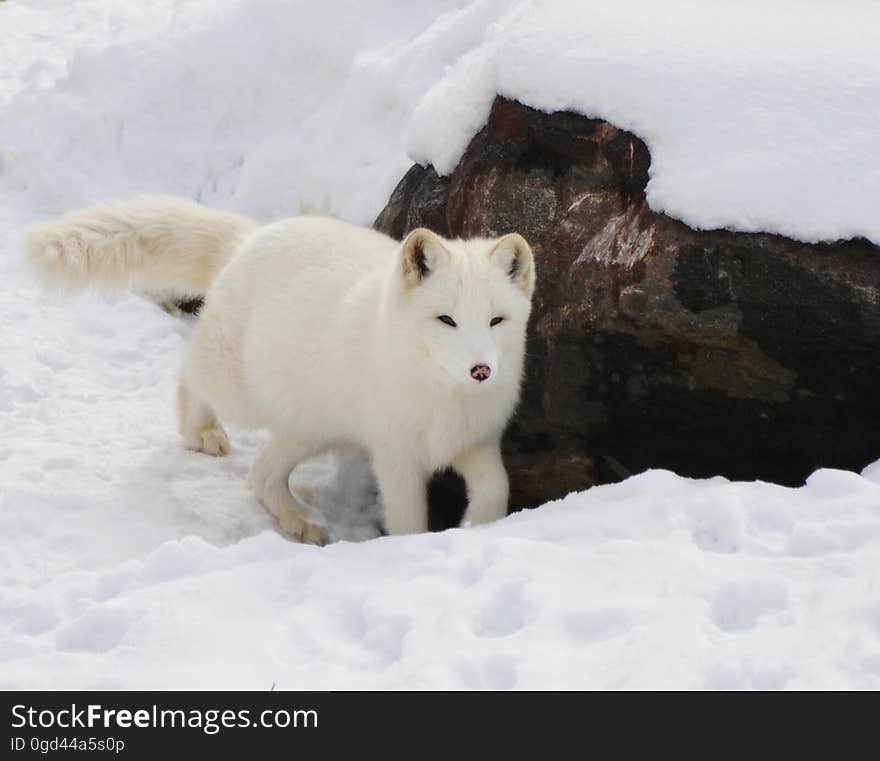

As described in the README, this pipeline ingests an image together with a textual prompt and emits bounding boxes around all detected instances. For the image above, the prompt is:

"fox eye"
[490,316,505,327]
[437,315,457,327]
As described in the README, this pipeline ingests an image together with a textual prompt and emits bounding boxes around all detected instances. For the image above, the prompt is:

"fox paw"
[278,511,329,546]
[186,427,230,457]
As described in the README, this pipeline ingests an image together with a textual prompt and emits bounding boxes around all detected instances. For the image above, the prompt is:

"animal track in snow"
[474,580,536,638]
[563,607,634,643]
[54,608,134,653]
[42,455,77,471]
[458,653,518,689]
[710,580,790,633]
[12,601,59,636]
[690,503,745,554]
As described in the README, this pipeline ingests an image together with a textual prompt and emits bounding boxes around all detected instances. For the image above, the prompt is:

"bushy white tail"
[21,197,258,296]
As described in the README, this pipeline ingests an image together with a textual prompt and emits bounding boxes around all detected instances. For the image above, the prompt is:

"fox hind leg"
[177,378,230,457]
[249,435,329,546]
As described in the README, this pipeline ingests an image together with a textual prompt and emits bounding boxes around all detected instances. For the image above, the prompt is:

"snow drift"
[3,0,880,240]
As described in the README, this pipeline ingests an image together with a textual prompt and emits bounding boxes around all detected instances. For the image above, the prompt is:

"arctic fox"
[23,197,536,544]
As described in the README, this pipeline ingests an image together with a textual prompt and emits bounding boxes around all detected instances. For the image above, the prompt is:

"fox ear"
[400,228,449,287]
[489,233,535,298]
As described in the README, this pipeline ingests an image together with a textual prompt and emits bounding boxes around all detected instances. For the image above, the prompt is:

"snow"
[1,0,879,689]
[4,460,880,689]
[5,0,880,240]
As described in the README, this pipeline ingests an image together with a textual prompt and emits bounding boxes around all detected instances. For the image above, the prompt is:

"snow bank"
[3,463,880,689]
[1,0,475,224]
[3,0,880,240]
[411,0,880,243]
[2,0,880,689]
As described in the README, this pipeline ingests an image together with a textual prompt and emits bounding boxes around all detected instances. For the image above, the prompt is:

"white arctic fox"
[23,198,536,544]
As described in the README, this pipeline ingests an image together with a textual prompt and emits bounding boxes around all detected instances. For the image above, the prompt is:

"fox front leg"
[373,454,429,535]
[452,440,509,527]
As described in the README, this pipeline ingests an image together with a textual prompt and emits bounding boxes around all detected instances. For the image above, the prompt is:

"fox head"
[391,227,536,393]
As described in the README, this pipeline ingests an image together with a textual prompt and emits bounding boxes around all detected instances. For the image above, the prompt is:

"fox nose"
[470,364,492,382]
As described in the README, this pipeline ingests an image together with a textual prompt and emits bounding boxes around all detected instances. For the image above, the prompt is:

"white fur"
[21,197,257,296]
[23,199,536,544]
